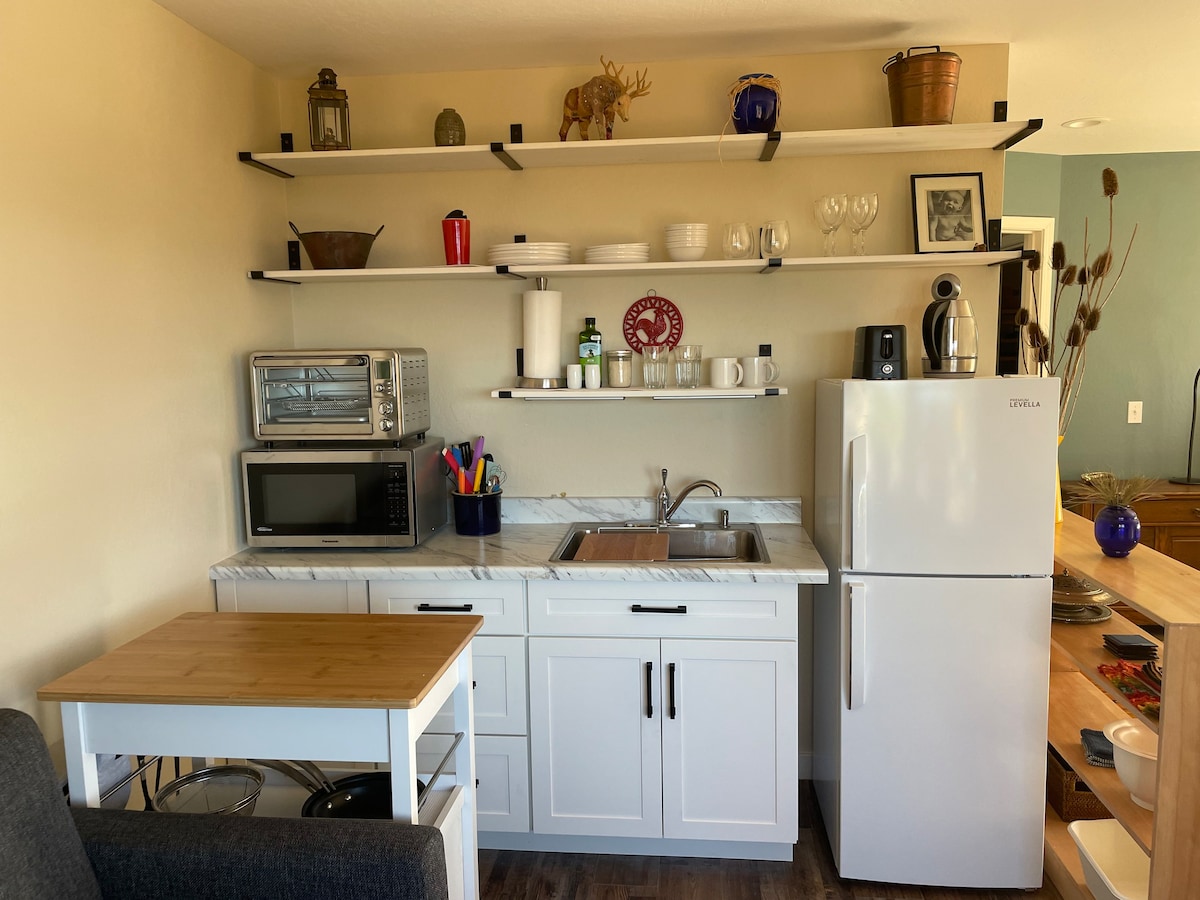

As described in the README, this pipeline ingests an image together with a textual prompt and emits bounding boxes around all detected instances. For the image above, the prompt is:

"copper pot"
[289,221,384,269]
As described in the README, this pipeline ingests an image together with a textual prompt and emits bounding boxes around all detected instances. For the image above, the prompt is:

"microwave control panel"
[385,462,411,533]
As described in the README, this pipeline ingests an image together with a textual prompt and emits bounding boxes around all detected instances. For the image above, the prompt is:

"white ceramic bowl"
[666,245,706,261]
[1067,819,1149,900]
[1103,719,1158,810]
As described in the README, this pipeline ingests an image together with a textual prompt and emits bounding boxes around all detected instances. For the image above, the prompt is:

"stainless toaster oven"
[250,349,430,442]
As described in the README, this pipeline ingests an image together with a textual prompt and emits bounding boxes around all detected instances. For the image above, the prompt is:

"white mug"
[741,356,780,386]
[584,363,601,389]
[710,357,744,388]
[566,364,583,390]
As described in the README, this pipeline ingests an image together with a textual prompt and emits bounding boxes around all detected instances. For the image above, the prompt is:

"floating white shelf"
[250,250,1024,284]
[490,386,788,400]
[239,119,1041,178]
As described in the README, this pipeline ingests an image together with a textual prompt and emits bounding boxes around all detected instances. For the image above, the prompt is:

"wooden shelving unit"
[238,120,1041,179]
[248,250,1023,285]
[1050,512,1200,899]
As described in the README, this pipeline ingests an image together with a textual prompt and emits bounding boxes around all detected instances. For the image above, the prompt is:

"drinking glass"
[847,192,879,256]
[721,223,755,259]
[642,344,670,390]
[759,220,790,259]
[814,194,848,256]
[673,344,703,388]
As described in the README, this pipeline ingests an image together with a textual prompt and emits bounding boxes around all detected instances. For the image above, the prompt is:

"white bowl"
[1103,719,1159,810]
[1067,819,1149,900]
[666,246,706,261]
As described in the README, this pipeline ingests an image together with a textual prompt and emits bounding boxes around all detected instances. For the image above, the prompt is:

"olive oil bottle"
[578,316,603,383]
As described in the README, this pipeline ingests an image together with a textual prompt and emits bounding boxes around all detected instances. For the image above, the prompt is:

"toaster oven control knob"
[374,383,394,395]
[378,401,395,415]
[379,418,395,432]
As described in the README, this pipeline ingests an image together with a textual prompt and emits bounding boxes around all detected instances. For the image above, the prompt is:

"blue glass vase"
[732,74,779,134]
[1094,505,1141,558]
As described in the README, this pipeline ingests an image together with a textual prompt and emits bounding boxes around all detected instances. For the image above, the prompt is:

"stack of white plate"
[487,242,571,265]
[584,242,651,264]
[664,223,708,262]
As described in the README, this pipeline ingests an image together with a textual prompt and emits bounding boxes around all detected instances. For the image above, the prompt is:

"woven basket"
[1046,745,1112,822]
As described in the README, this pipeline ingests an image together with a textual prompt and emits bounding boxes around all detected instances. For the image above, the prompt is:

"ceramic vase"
[1094,505,1141,557]
[435,108,466,146]
[731,74,779,134]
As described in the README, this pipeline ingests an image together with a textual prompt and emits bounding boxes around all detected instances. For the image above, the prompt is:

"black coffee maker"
[853,325,907,380]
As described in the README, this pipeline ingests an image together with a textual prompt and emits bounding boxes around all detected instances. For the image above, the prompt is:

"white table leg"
[61,702,101,807]
[453,646,479,900]
[387,710,420,823]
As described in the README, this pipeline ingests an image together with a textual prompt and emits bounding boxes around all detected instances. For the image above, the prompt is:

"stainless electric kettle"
[921,273,978,377]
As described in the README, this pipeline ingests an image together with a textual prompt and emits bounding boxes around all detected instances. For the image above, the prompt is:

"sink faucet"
[656,468,722,525]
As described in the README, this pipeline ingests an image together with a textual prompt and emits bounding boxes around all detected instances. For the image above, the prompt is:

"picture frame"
[910,172,986,253]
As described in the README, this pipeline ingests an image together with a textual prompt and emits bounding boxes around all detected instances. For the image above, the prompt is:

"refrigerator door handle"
[849,435,867,570]
[848,580,867,709]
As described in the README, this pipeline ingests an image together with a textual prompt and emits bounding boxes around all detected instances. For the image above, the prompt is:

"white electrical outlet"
[1128,401,1143,424]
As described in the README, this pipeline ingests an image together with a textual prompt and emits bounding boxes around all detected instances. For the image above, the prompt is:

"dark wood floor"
[477,784,1062,900]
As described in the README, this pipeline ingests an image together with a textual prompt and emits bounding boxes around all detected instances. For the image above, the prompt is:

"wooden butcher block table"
[39,611,484,900]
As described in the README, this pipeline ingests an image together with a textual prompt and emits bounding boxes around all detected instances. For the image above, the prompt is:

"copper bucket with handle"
[883,46,961,126]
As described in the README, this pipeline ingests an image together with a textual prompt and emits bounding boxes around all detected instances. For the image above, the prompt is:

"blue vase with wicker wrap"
[731,74,780,134]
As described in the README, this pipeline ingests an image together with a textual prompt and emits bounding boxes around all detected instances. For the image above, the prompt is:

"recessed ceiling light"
[1061,117,1110,129]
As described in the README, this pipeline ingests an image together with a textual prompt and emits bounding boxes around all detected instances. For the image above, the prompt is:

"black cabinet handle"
[631,604,687,614]
[417,603,475,612]
[668,662,677,719]
[645,661,653,718]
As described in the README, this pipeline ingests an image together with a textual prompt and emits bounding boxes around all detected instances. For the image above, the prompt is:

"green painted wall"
[1005,152,1062,220]
[1006,152,1200,480]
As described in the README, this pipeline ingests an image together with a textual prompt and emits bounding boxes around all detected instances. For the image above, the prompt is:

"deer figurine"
[559,57,652,141]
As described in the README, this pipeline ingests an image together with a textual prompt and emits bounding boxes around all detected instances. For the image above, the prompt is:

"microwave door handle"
[849,434,867,571]
[253,356,368,368]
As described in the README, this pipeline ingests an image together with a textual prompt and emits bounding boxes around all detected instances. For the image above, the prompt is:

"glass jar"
[606,349,633,388]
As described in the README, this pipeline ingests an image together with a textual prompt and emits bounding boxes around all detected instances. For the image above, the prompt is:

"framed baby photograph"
[910,172,986,252]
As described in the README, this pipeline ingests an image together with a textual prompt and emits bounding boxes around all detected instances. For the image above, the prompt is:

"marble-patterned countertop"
[210,497,829,585]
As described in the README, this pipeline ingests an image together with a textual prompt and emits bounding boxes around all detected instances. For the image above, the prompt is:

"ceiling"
[152,0,1199,156]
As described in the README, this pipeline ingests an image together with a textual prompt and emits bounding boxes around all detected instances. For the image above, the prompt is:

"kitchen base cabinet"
[213,579,367,613]
[418,732,530,835]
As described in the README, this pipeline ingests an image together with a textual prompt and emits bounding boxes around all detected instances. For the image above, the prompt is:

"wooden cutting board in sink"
[574,532,670,561]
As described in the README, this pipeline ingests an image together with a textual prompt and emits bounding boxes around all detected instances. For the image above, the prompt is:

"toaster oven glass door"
[253,356,380,437]
[244,461,410,539]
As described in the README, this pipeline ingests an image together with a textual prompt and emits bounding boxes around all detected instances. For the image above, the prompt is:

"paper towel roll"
[522,289,563,378]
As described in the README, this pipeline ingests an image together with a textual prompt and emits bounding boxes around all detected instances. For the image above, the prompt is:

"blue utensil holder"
[453,490,502,536]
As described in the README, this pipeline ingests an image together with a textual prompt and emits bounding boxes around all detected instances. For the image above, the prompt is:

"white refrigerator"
[811,376,1059,888]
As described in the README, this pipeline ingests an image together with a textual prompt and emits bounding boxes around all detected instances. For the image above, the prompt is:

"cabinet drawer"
[417,733,530,834]
[368,580,525,634]
[527,582,797,638]
[429,635,527,736]
[213,579,368,613]
[1132,498,1200,525]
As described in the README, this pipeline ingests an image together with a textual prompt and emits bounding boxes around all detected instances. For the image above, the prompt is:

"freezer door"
[820,377,1059,576]
[833,573,1050,888]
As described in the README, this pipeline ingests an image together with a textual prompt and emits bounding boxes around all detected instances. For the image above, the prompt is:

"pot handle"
[250,758,322,793]
[883,45,942,72]
[374,224,386,238]
[288,221,303,239]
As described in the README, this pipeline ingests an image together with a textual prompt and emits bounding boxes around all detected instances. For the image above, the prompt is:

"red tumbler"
[442,214,470,265]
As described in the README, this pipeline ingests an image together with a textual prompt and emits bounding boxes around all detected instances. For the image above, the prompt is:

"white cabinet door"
[528,637,662,838]
[428,635,527,736]
[418,733,530,834]
[660,639,798,843]
[213,579,368,613]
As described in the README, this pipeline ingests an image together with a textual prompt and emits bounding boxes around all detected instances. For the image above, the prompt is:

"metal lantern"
[308,68,350,151]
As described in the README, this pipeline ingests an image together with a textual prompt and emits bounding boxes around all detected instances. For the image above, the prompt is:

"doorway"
[998,216,1056,375]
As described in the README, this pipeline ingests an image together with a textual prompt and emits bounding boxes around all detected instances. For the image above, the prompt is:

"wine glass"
[722,222,755,259]
[814,194,848,256]
[847,192,879,256]
[759,220,790,259]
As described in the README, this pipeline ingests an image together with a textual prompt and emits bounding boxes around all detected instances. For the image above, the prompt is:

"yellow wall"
[0,0,291,735]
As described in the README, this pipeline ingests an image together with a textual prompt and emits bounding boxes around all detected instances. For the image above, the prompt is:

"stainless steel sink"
[550,522,769,564]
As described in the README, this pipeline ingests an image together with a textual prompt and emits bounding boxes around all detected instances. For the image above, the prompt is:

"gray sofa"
[0,708,449,900]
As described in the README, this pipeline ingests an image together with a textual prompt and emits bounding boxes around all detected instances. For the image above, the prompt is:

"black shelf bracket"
[490,142,523,171]
[758,131,781,162]
[249,271,302,285]
[993,101,1008,123]
[496,390,514,399]
[238,152,294,179]
[992,119,1043,151]
[764,387,781,396]
[758,256,783,274]
[987,249,1037,267]
[495,265,526,279]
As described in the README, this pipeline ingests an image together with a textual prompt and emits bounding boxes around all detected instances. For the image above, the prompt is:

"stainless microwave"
[241,439,447,548]
[249,349,430,443]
